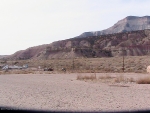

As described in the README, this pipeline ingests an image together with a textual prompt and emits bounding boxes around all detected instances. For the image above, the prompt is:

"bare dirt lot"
[0,73,150,112]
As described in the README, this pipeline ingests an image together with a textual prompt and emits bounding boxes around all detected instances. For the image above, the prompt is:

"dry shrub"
[128,77,135,82]
[114,76,135,83]
[77,73,135,84]
[98,74,113,79]
[77,73,96,80]
[98,74,115,83]
[136,76,150,84]
[114,75,126,83]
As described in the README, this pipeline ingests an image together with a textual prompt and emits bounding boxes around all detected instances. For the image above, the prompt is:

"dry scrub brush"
[136,76,150,84]
[77,73,135,83]
[114,76,135,83]
[98,74,113,79]
[77,73,96,80]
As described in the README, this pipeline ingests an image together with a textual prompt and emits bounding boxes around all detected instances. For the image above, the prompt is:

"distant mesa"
[77,16,150,38]
[3,16,150,60]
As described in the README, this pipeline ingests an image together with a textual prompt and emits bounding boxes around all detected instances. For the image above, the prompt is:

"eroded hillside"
[7,29,150,60]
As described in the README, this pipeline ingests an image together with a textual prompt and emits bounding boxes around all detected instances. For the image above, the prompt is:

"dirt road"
[0,73,150,112]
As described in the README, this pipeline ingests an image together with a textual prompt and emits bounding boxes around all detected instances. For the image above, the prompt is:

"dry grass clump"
[98,74,113,79]
[136,76,150,84]
[77,73,96,80]
[114,76,126,83]
[77,73,135,84]
[98,74,115,83]
[104,75,135,83]
[114,76,135,83]
[128,77,135,82]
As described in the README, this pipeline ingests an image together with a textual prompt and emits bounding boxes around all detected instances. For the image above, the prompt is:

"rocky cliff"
[7,29,150,60]
[77,16,150,38]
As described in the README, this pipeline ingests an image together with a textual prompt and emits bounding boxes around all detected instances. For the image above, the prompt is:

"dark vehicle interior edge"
[1,106,150,113]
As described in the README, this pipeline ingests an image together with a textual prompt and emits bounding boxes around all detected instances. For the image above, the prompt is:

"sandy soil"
[0,73,150,112]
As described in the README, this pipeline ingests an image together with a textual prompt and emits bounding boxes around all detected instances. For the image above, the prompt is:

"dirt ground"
[0,73,150,112]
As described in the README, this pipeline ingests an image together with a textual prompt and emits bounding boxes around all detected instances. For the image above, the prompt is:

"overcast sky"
[0,0,150,55]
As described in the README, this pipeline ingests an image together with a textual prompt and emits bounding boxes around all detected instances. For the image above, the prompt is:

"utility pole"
[72,58,74,73]
[71,47,75,73]
[122,48,125,73]
[123,54,124,72]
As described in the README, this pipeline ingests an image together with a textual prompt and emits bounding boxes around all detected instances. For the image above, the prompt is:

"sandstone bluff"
[6,16,150,60]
